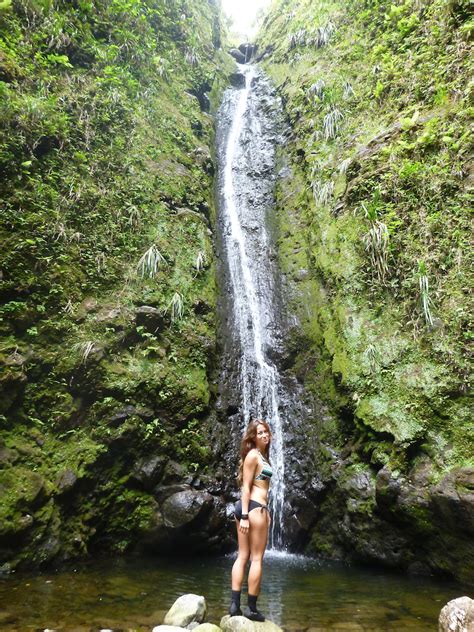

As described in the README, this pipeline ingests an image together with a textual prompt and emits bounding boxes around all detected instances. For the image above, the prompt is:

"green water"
[0,552,470,631]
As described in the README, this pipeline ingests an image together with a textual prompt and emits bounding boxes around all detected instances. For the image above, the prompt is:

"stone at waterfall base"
[163,594,206,627]
[439,596,474,632]
[152,625,222,632]
[220,614,283,631]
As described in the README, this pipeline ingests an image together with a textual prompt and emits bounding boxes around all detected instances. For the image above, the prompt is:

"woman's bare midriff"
[250,481,269,506]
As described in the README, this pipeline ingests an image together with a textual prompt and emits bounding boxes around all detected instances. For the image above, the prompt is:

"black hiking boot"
[229,589,242,616]
[244,606,265,622]
[229,602,242,617]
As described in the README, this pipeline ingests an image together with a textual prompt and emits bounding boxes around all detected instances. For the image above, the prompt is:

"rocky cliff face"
[0,0,234,569]
[1,0,472,583]
[256,0,473,583]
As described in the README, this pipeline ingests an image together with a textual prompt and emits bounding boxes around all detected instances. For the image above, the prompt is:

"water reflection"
[0,554,468,630]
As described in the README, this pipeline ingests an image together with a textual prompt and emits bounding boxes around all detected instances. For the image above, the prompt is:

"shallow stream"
[0,553,468,631]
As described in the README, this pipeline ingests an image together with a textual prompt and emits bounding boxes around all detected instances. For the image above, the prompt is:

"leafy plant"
[74,340,97,364]
[343,81,355,99]
[185,47,199,66]
[308,79,325,99]
[136,244,166,279]
[312,21,335,48]
[166,291,184,322]
[312,179,334,205]
[323,107,344,140]
[362,202,390,284]
[63,299,74,314]
[363,344,379,373]
[194,250,206,273]
[288,28,307,49]
[418,261,434,327]
[338,157,352,174]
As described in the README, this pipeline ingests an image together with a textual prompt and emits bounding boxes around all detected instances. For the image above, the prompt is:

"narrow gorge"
[0,0,472,604]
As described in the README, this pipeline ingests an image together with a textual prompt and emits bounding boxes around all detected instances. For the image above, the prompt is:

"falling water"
[216,65,286,548]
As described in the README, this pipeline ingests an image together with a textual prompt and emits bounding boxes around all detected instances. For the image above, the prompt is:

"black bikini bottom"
[234,499,269,520]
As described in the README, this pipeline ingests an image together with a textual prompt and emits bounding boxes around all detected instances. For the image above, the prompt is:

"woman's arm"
[240,450,258,532]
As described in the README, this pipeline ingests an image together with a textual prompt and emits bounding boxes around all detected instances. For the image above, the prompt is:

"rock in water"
[229,73,246,89]
[238,43,257,60]
[439,596,474,632]
[229,48,246,64]
[220,615,283,631]
[164,594,207,627]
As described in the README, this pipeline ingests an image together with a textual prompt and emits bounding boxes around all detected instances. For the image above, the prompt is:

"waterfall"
[216,65,286,549]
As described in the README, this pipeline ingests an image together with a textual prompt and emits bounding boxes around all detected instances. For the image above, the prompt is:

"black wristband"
[241,514,249,520]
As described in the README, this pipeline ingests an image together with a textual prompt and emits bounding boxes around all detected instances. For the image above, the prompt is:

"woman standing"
[229,419,272,622]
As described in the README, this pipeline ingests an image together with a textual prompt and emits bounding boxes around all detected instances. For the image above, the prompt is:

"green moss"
[261,0,472,471]
[260,0,472,581]
[0,0,231,567]
[0,467,49,536]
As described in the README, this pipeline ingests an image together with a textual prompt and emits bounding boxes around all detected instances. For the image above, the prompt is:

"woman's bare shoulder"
[244,448,259,463]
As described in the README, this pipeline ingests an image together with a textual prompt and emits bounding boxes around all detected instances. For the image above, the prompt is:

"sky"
[221,0,272,39]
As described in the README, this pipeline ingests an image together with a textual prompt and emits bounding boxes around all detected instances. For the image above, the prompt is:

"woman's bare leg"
[231,518,250,590]
[247,509,269,596]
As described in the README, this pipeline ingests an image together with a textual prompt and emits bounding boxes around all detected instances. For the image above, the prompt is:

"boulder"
[229,48,246,64]
[229,73,246,89]
[95,305,128,328]
[55,468,78,495]
[152,627,187,632]
[220,615,283,631]
[108,405,139,427]
[431,467,474,534]
[135,305,166,333]
[164,594,207,627]
[161,460,187,485]
[438,596,474,631]
[238,43,257,60]
[161,490,213,529]
[189,81,211,113]
[194,624,222,632]
[131,455,167,490]
[0,446,18,467]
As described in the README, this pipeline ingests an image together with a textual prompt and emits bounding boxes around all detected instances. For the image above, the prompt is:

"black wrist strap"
[241,514,249,520]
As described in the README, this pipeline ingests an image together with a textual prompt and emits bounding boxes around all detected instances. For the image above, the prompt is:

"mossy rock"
[0,467,50,536]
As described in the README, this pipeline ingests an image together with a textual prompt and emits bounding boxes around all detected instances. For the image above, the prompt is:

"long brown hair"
[237,419,272,487]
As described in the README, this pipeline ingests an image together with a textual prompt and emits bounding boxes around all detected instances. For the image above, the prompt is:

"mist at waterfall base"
[0,553,466,630]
